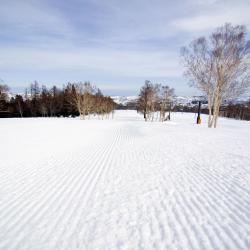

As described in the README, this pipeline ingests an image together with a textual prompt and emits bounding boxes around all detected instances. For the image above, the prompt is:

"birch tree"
[137,80,158,121]
[159,85,174,122]
[137,81,174,122]
[181,23,250,128]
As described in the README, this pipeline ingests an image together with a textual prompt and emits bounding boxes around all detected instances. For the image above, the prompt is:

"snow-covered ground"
[0,111,250,250]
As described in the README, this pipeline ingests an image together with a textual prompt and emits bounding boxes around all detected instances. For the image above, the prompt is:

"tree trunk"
[208,97,213,128]
[212,94,222,128]
[213,99,221,128]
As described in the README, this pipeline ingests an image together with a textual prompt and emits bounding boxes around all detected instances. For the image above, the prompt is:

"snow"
[0,110,250,250]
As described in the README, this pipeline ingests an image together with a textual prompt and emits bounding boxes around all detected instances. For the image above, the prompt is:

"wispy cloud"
[171,0,250,33]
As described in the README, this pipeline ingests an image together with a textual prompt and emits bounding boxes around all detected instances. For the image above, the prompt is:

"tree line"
[173,101,250,121]
[0,82,117,118]
[136,79,250,122]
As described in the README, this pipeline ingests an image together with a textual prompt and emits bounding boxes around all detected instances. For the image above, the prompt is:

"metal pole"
[169,102,171,120]
[197,101,201,124]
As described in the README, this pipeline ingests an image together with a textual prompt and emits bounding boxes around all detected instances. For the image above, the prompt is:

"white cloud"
[171,0,250,33]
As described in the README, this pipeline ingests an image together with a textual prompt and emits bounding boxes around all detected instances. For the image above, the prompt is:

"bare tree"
[15,95,24,117]
[137,81,174,122]
[0,84,9,111]
[159,85,175,122]
[137,81,150,120]
[181,23,250,128]
[66,82,88,119]
[26,81,41,116]
[181,38,215,126]
[147,84,159,122]
[137,80,159,121]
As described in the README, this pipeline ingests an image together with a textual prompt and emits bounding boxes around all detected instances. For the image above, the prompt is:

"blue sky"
[1,0,250,96]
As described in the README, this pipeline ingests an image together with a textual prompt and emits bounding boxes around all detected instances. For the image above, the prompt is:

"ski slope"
[0,110,250,250]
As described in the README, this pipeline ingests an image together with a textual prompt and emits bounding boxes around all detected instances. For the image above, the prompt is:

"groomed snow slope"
[0,110,250,250]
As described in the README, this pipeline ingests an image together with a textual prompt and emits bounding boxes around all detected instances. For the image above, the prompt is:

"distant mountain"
[111,95,250,107]
[111,95,207,106]
[111,96,138,105]
[173,96,208,107]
